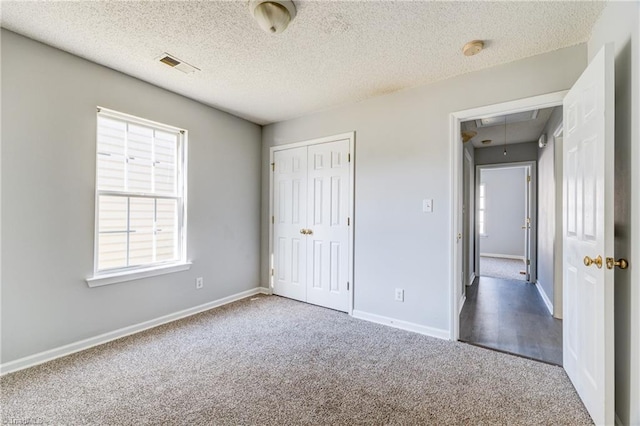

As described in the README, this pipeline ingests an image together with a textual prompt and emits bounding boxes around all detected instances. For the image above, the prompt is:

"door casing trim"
[449,91,567,340]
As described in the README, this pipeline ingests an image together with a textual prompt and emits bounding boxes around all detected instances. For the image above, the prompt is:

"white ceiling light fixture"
[249,0,297,34]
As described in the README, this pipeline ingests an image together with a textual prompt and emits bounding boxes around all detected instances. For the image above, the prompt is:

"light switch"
[423,199,433,213]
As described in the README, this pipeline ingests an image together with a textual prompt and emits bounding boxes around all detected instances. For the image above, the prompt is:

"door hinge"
[271,162,275,171]
[271,268,274,276]
[347,217,351,226]
[348,153,351,162]
[527,175,531,183]
[347,282,350,291]
[527,259,531,265]
[272,216,274,224]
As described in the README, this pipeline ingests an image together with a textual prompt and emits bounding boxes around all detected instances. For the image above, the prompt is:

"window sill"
[86,262,192,288]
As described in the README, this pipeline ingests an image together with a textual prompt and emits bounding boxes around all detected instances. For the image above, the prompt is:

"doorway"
[476,163,535,283]
[454,103,564,365]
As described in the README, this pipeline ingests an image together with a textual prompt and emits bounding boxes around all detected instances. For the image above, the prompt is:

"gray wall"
[479,167,526,258]
[261,44,587,332]
[474,141,538,165]
[1,30,262,363]
[588,2,640,424]
[536,106,563,315]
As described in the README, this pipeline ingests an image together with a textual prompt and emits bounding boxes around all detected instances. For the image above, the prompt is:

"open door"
[562,44,614,425]
[523,165,532,282]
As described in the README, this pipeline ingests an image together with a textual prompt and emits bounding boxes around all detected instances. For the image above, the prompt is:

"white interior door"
[562,44,614,425]
[273,147,308,302]
[305,140,351,312]
[272,137,352,313]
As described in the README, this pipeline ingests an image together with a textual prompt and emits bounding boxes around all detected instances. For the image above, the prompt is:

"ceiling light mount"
[462,40,485,57]
[250,0,297,34]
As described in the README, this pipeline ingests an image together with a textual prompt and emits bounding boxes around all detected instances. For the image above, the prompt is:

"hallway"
[459,276,562,365]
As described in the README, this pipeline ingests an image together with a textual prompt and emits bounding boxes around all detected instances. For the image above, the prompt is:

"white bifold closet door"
[273,139,350,312]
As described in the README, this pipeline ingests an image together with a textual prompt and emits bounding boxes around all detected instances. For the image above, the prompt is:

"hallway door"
[562,43,615,425]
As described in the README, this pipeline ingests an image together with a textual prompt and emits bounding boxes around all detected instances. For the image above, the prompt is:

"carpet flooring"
[479,256,527,281]
[1,295,592,425]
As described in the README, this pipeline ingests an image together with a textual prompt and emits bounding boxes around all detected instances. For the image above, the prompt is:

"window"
[90,108,188,284]
[478,183,486,236]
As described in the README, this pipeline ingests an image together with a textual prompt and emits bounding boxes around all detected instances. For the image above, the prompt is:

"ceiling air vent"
[157,53,200,74]
[476,110,539,128]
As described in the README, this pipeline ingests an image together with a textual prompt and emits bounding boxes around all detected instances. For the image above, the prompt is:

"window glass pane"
[129,197,155,266]
[98,233,128,270]
[97,117,126,191]
[127,124,153,160]
[156,199,178,262]
[97,154,126,191]
[97,196,128,270]
[127,158,153,193]
[97,117,126,157]
[154,130,177,195]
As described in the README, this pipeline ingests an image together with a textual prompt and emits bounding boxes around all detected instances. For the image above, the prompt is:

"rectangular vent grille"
[160,56,180,67]
[157,53,200,74]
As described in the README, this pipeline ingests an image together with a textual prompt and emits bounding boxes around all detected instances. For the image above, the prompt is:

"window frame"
[87,107,189,287]
[478,182,487,237]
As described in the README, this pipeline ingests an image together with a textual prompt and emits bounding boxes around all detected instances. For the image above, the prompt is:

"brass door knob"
[306,229,313,235]
[606,257,628,270]
[584,255,603,269]
[300,229,306,235]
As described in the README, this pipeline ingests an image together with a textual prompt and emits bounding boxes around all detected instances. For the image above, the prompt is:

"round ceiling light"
[462,40,485,56]
[250,0,297,34]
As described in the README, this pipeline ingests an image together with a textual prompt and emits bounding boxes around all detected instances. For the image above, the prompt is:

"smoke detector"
[462,40,484,57]
[250,0,297,34]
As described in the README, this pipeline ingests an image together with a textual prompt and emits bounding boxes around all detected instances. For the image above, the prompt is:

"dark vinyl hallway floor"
[459,276,562,365]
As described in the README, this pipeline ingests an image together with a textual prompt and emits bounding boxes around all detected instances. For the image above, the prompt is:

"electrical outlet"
[395,288,404,302]
[196,277,204,289]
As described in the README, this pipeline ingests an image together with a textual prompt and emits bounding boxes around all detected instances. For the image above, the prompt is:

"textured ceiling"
[0,1,605,125]
[463,107,556,148]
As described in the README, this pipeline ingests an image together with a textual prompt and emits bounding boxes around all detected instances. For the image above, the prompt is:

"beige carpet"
[480,256,527,281]
[1,295,591,425]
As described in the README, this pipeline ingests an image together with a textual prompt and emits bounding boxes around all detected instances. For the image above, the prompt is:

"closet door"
[305,139,350,312]
[272,147,308,302]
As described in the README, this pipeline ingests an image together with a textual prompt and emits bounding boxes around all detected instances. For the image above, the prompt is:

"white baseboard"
[458,295,466,315]
[466,273,476,286]
[480,253,525,261]
[1,286,270,376]
[535,280,554,316]
[352,310,449,340]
